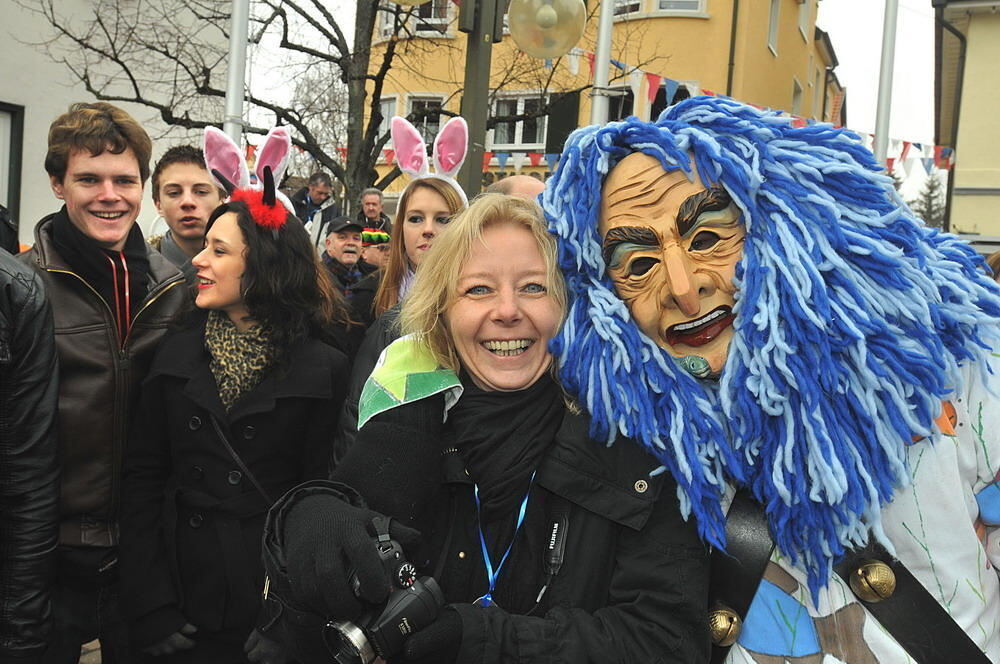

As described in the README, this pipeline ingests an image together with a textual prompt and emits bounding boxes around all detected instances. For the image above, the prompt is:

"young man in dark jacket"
[0,247,59,664]
[19,102,189,663]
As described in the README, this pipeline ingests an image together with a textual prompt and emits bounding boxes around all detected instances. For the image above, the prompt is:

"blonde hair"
[401,193,567,371]
[372,178,466,318]
[987,250,1000,282]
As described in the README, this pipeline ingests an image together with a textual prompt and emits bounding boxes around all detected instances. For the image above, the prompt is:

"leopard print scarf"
[205,310,276,411]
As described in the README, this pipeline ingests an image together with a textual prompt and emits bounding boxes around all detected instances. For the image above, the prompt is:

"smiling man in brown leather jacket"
[19,102,189,663]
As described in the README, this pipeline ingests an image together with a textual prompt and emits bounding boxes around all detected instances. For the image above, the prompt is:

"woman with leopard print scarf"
[119,186,351,664]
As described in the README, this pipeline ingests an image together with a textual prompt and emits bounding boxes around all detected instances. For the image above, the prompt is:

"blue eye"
[466,285,490,295]
[523,283,547,294]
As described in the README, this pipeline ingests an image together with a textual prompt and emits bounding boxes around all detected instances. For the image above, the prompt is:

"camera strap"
[473,471,536,608]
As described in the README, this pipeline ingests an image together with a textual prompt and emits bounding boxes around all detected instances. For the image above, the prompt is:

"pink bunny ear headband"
[203,126,296,235]
[390,116,469,205]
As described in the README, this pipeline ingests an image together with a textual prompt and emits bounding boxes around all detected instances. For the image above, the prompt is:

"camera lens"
[324,620,377,664]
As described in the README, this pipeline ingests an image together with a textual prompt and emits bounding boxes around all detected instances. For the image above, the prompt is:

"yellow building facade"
[935,1,1000,243]
[369,0,844,199]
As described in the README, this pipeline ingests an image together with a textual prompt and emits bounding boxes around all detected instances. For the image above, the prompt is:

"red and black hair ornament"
[212,165,288,238]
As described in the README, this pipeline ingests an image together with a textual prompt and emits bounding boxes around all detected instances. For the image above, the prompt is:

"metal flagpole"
[223,0,251,142]
[873,0,899,165]
[589,0,616,125]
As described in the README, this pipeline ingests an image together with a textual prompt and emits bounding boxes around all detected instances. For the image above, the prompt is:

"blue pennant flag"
[922,157,934,175]
[496,152,510,170]
[665,78,680,105]
[544,153,560,171]
[609,58,626,70]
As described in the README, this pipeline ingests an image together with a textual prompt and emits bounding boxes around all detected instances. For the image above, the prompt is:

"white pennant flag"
[901,153,915,179]
[628,68,644,102]
[566,48,580,76]
[510,152,527,174]
[890,138,902,159]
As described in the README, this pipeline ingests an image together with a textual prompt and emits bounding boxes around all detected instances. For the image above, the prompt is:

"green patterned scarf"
[205,310,276,411]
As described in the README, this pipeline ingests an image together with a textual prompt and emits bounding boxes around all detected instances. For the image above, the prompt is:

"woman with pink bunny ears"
[350,115,469,328]
[118,126,352,663]
[333,116,469,463]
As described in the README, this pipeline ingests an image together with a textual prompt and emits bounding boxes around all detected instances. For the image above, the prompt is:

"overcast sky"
[817,0,935,144]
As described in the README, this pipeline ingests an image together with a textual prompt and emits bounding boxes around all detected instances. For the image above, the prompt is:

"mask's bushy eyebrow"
[676,186,732,237]
[602,225,658,267]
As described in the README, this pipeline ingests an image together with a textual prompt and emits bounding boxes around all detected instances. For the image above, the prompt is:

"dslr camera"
[324,526,444,664]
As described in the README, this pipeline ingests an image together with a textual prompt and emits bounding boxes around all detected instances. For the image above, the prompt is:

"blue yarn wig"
[543,96,1000,595]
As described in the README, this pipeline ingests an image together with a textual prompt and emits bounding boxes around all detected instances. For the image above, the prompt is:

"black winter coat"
[0,249,59,664]
[269,396,711,663]
[119,315,349,649]
[331,305,400,466]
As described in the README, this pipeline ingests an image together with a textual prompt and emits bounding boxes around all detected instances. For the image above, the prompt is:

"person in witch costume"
[118,129,351,663]
[259,194,711,663]
[542,96,1000,662]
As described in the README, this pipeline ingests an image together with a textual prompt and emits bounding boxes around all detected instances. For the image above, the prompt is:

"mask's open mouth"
[665,306,735,348]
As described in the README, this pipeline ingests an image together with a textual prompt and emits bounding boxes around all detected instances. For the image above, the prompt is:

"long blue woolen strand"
[543,96,1000,597]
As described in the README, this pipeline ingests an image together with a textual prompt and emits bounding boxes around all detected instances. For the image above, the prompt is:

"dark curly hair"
[205,201,351,357]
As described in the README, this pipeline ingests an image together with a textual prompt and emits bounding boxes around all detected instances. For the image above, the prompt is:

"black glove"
[283,491,422,620]
[244,628,289,664]
[400,607,462,664]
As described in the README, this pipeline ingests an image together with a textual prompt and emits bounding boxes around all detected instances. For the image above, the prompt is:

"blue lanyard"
[472,471,535,608]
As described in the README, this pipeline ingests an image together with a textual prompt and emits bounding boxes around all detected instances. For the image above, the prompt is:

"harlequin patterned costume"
[542,96,1000,661]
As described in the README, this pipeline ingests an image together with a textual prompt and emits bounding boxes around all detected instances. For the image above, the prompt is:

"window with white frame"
[490,95,547,149]
[658,0,703,11]
[813,67,822,116]
[415,0,450,34]
[767,0,780,53]
[608,87,635,121]
[792,78,803,115]
[0,110,10,207]
[408,97,444,143]
[615,0,641,15]
[379,7,396,39]
[378,98,396,146]
[798,0,812,39]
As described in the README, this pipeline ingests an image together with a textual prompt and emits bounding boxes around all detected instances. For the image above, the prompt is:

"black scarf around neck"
[449,373,564,524]
[51,206,150,341]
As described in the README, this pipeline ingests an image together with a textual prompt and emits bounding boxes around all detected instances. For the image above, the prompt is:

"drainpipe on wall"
[933,1,966,233]
[725,0,740,97]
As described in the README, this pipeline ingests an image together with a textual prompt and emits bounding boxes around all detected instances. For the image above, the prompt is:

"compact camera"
[324,535,444,664]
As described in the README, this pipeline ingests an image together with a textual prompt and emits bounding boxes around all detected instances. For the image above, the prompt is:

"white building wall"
[1,2,181,246]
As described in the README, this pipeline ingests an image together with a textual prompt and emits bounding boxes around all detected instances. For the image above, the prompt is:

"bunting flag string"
[415,48,960,176]
[551,49,955,173]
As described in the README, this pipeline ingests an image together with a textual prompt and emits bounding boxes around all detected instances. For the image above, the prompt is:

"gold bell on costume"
[849,560,897,602]
[708,603,741,647]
